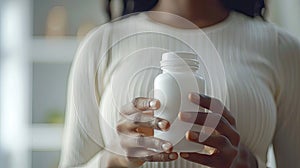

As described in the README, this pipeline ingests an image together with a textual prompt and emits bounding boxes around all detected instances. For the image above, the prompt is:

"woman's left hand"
[178,93,258,168]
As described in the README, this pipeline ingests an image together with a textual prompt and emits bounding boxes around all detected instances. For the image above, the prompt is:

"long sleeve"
[59,105,103,167]
[59,12,300,168]
[59,25,111,167]
[272,29,300,168]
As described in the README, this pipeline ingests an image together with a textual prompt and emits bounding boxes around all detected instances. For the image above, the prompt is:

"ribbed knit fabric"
[59,11,300,168]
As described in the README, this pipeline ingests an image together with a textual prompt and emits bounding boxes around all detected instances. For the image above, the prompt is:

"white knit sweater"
[59,11,300,168]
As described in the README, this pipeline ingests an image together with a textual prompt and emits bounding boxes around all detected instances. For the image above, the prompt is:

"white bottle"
[154,52,206,152]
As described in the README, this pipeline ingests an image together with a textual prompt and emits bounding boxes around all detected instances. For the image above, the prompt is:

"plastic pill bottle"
[154,52,206,152]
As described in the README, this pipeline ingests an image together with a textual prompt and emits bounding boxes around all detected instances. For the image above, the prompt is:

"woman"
[59,0,300,167]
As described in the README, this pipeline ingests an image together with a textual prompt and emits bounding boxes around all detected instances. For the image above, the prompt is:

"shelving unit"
[29,0,107,167]
[29,37,77,168]
[31,124,64,150]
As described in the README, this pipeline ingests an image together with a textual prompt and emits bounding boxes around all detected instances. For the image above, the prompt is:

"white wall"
[268,0,300,38]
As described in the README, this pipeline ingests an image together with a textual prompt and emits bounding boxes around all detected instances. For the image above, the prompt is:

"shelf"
[32,151,60,168]
[30,37,79,63]
[32,62,70,124]
[31,124,64,150]
[32,0,107,36]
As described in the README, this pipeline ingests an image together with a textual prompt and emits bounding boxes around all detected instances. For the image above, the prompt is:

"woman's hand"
[113,97,178,167]
[178,93,258,168]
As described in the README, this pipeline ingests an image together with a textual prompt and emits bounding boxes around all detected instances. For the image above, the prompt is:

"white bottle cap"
[162,52,198,61]
[161,52,199,70]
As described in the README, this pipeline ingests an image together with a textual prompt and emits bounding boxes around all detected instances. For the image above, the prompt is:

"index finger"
[188,93,236,127]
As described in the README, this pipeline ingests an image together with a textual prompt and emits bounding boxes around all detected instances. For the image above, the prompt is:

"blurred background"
[0,0,299,168]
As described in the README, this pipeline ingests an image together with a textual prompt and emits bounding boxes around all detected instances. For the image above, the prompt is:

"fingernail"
[150,99,160,109]
[189,92,200,103]
[162,143,172,152]
[179,112,192,121]
[158,120,169,130]
[169,153,177,160]
[199,94,210,99]
[180,153,189,158]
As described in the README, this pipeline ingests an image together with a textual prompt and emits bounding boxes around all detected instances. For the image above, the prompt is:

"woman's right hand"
[114,97,178,167]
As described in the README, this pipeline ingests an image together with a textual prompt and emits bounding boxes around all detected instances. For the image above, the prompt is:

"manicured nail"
[162,143,172,152]
[189,92,200,103]
[158,120,169,130]
[200,93,210,98]
[179,112,192,121]
[180,153,189,158]
[169,153,177,160]
[150,99,160,109]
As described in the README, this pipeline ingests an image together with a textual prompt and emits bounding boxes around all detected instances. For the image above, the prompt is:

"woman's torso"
[98,12,277,167]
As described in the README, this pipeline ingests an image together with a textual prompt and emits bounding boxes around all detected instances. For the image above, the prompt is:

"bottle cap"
[161,52,200,70]
[162,52,198,61]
